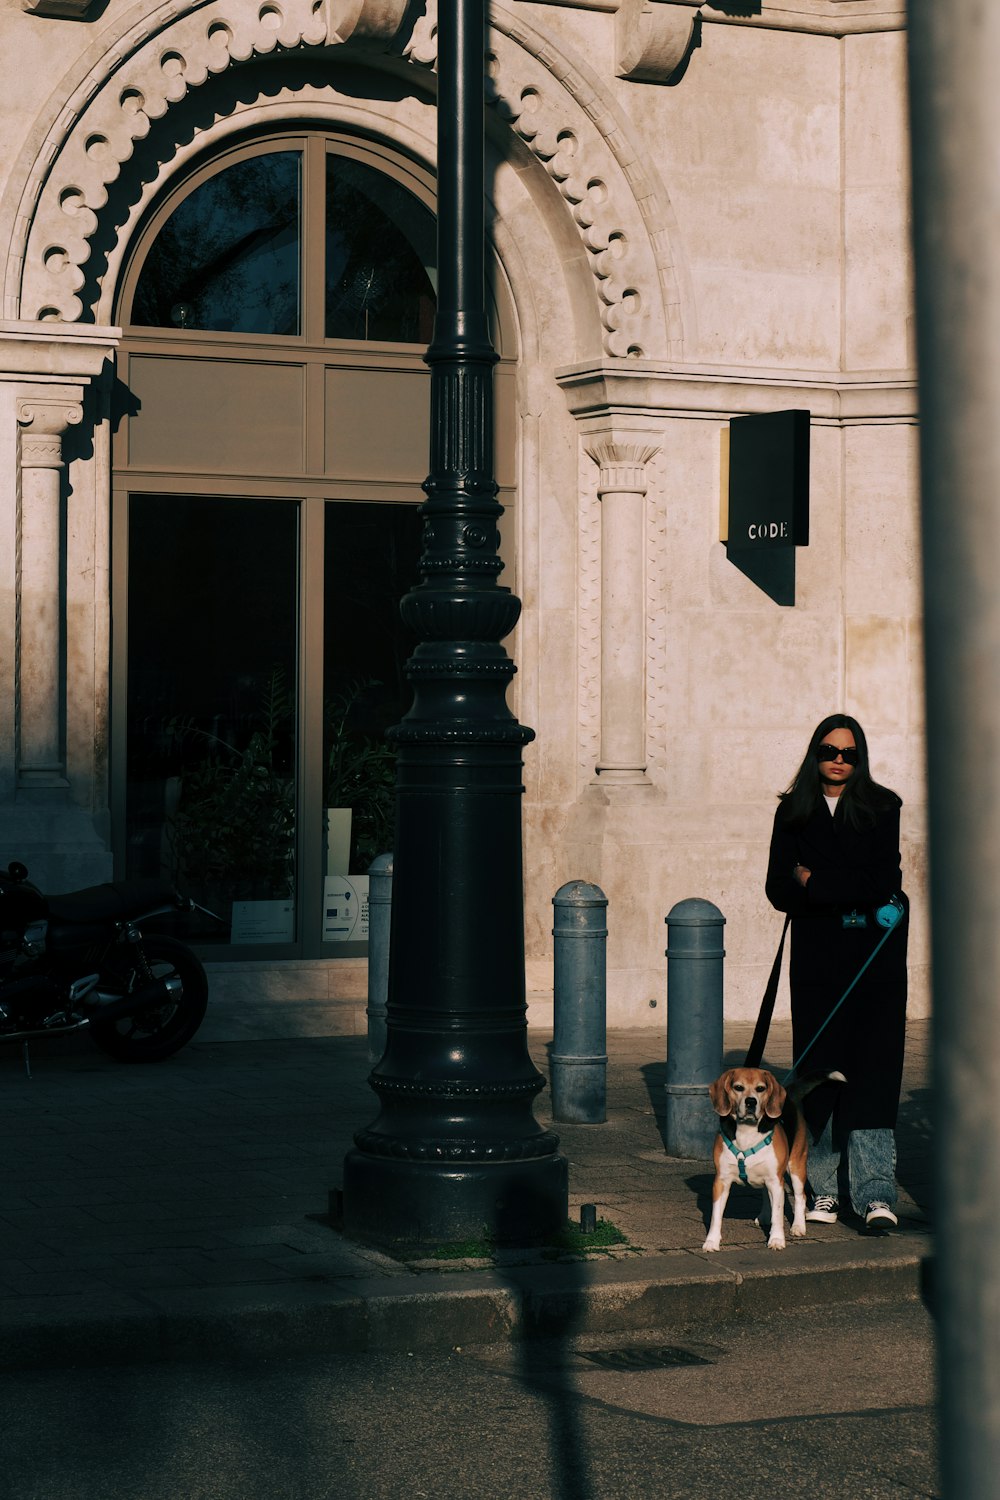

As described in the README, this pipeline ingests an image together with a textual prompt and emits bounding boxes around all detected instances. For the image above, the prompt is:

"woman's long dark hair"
[778,713,901,829]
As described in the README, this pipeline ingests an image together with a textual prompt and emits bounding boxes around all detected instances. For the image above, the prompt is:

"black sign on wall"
[726,409,810,550]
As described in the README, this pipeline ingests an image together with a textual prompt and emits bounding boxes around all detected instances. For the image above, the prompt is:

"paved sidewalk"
[0,1002,932,1370]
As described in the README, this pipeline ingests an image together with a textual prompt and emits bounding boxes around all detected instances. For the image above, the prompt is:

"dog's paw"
[790,1222,806,1238]
[701,1237,721,1253]
[767,1237,786,1251]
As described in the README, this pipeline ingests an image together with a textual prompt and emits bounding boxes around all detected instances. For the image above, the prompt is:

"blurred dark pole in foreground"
[908,5,1000,1492]
[342,0,568,1251]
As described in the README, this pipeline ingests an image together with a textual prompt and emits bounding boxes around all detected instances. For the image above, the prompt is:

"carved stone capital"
[615,0,700,84]
[22,0,94,16]
[322,0,416,47]
[403,0,438,66]
[17,399,84,469]
[585,439,660,494]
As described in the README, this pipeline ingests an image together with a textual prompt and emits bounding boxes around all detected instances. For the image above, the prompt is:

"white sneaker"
[864,1201,898,1233]
[806,1195,838,1224]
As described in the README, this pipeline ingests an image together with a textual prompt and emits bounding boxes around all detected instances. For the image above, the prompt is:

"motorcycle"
[0,861,210,1063]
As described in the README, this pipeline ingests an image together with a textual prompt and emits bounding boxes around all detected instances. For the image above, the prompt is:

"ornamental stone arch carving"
[5,0,685,358]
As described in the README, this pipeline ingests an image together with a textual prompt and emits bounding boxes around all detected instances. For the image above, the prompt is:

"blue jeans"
[808,1118,897,1215]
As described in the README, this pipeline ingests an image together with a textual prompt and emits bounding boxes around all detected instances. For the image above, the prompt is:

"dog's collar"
[723,1128,775,1184]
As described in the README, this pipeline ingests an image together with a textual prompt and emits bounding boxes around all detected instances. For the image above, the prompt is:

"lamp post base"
[343,1151,569,1255]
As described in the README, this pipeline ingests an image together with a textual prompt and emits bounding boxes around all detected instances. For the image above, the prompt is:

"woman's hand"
[793,864,811,887]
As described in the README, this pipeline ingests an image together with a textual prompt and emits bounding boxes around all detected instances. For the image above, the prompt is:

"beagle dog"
[702,1066,843,1253]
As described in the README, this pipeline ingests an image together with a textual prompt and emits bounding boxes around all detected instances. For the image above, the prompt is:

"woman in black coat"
[765,713,908,1233]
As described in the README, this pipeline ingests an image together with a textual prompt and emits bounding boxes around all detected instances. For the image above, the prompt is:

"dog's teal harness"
[723,1129,775,1184]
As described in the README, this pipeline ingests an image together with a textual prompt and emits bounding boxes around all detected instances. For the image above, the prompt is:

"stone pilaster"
[585,438,659,784]
[16,394,83,788]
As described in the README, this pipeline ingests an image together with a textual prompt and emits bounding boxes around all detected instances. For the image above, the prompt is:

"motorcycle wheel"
[88,935,209,1063]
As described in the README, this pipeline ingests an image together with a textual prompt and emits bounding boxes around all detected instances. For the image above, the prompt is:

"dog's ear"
[762,1072,786,1118]
[708,1072,734,1116]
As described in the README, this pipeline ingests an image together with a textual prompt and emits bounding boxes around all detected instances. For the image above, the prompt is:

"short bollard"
[366,852,393,1066]
[551,881,608,1123]
[663,898,725,1157]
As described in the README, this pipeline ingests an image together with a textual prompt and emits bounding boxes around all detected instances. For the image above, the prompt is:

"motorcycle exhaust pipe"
[1,1018,92,1044]
[85,974,183,1025]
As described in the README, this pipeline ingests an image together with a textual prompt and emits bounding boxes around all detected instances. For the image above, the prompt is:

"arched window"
[132,149,303,335]
[128,142,437,342]
[111,133,516,961]
[324,155,436,342]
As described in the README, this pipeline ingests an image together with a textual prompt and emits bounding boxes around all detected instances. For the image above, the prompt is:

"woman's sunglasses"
[816,743,858,766]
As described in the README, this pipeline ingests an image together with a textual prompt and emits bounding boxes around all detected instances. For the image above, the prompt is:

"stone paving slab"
[0,1006,932,1369]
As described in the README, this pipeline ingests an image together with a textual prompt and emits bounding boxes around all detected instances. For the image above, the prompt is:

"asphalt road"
[2,1299,937,1500]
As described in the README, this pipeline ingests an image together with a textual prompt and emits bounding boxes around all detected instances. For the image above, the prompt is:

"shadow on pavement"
[639,1058,669,1153]
[895,1085,932,1214]
[495,1182,596,1500]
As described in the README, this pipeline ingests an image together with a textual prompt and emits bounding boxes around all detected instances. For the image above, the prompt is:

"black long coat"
[765,798,908,1134]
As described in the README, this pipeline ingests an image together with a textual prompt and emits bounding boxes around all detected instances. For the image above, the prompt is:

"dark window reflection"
[324,502,421,874]
[125,496,298,943]
[131,152,301,335]
[326,157,436,343]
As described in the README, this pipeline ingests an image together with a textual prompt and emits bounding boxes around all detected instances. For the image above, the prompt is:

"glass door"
[116,492,421,955]
[122,493,299,948]
[321,501,421,948]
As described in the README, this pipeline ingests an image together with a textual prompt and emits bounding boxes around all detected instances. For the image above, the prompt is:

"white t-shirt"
[824,794,841,816]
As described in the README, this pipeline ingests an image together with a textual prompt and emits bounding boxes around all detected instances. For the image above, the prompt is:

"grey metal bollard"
[551,881,608,1123]
[366,852,393,1066]
[663,898,725,1157]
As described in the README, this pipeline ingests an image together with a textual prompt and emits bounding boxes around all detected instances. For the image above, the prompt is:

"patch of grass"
[432,1237,495,1261]
[429,1217,633,1262]
[550,1217,631,1253]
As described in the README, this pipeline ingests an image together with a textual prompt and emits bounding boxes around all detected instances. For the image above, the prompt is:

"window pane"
[326,157,436,342]
[131,152,301,335]
[125,496,298,946]
[322,503,421,944]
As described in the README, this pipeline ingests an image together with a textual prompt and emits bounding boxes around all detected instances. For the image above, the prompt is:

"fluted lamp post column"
[342,0,568,1251]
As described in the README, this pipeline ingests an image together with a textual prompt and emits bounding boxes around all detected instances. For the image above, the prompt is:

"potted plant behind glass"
[166,668,296,931]
[324,682,397,874]
[164,674,397,943]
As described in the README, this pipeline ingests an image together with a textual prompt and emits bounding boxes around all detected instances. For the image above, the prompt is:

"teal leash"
[782,896,906,1086]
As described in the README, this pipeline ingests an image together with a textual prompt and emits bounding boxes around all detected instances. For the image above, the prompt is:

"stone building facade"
[0,0,923,1024]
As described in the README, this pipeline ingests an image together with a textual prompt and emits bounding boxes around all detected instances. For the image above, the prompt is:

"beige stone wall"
[520,402,926,1026]
[514,15,922,1024]
[631,23,843,368]
[844,30,914,371]
[0,0,923,1023]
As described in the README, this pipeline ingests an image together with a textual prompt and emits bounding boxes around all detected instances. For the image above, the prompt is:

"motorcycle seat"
[46,879,181,925]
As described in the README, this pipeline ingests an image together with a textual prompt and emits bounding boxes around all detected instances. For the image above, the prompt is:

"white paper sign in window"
[323,876,370,941]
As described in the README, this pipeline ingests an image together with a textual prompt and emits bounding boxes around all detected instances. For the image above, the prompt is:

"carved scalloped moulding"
[20,0,328,322]
[487,9,670,358]
[409,1,677,357]
[18,0,677,361]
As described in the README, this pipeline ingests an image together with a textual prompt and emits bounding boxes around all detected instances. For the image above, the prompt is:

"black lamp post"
[342,0,568,1251]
